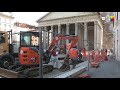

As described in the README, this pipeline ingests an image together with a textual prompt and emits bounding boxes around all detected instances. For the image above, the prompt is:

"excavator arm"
[48,34,78,52]
[44,34,78,64]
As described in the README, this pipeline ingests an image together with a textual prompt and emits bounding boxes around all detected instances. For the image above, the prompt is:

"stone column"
[84,22,88,50]
[51,25,53,42]
[66,23,69,43]
[94,21,97,50]
[58,24,61,34]
[58,24,61,44]
[41,27,44,43]
[97,26,100,49]
[43,26,47,51]
[101,27,103,50]
[97,25,99,49]
[75,23,79,49]
[75,23,78,36]
[98,26,101,49]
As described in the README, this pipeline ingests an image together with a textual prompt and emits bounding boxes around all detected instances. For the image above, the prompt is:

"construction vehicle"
[0,29,78,77]
[17,32,79,76]
[0,30,15,68]
[0,30,52,77]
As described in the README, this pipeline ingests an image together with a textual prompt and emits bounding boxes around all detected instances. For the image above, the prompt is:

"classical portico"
[37,12,103,51]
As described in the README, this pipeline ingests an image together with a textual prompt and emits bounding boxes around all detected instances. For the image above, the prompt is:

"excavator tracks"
[0,64,54,78]
[22,65,54,78]
[0,61,88,78]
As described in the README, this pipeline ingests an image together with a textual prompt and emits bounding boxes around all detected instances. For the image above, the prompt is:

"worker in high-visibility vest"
[69,46,79,68]
[51,47,58,68]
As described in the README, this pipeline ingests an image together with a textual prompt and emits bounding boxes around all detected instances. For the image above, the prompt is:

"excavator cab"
[19,31,40,66]
[19,31,52,66]
[8,31,53,75]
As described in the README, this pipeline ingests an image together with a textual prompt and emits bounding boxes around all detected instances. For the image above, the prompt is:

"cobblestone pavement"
[87,56,120,78]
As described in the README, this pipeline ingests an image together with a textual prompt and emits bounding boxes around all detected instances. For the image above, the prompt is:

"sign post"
[38,27,43,78]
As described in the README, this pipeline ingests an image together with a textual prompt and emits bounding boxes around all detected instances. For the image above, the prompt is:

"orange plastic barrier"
[78,74,91,78]
[101,50,108,61]
[88,50,101,67]
[94,50,102,63]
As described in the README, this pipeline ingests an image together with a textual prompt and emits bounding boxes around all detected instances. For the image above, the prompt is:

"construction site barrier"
[81,49,108,62]
[88,50,103,67]
[78,74,91,78]
[94,50,103,62]
[101,50,108,61]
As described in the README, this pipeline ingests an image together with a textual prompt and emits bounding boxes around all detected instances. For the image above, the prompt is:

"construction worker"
[69,45,79,68]
[51,47,58,69]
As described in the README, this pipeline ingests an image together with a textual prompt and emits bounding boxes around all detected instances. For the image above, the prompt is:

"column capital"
[58,24,61,26]
[84,22,88,25]
[75,23,78,27]
[84,21,88,23]
[75,22,78,24]
[51,25,53,31]
[51,25,53,28]
[94,21,98,25]
[44,26,47,30]
[66,23,70,25]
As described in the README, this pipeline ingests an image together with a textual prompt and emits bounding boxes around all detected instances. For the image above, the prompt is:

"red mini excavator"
[8,31,78,77]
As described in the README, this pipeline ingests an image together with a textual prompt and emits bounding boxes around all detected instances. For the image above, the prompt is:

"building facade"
[0,12,14,32]
[12,22,36,53]
[113,12,120,61]
[37,12,103,51]
[12,22,36,43]
[100,12,114,49]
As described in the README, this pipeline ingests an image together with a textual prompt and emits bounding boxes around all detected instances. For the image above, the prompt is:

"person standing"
[69,46,79,68]
[51,47,58,69]
[105,49,108,61]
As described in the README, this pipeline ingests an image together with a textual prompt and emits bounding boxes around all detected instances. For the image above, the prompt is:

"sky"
[12,12,48,26]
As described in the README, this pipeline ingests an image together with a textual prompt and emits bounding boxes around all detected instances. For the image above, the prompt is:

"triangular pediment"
[37,12,96,22]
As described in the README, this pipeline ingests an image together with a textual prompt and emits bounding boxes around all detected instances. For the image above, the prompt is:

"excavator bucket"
[59,36,78,72]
